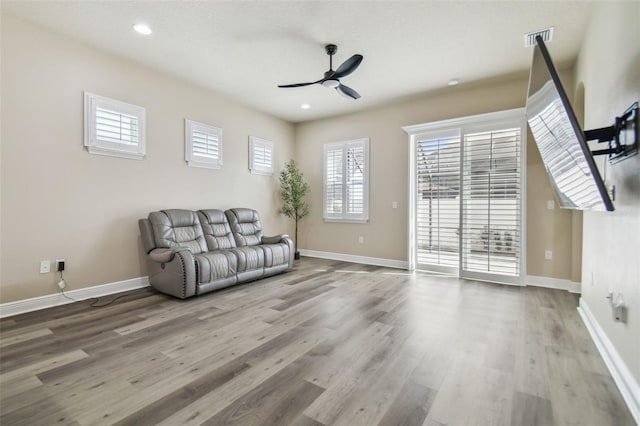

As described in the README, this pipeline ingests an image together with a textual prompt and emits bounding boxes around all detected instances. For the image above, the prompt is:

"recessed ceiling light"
[301,104,310,110]
[448,78,460,86]
[133,23,152,35]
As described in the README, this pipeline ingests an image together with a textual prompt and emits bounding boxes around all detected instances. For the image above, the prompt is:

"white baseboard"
[578,298,640,424]
[527,275,581,294]
[0,277,149,319]
[299,249,408,270]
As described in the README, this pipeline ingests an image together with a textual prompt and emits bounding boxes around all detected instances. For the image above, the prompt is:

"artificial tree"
[278,160,310,259]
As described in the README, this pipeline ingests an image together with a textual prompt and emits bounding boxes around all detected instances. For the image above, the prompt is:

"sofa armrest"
[146,247,197,299]
[148,246,191,263]
[262,234,290,244]
[261,234,295,269]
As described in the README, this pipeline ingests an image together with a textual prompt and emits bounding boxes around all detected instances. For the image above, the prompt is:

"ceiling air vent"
[524,27,554,47]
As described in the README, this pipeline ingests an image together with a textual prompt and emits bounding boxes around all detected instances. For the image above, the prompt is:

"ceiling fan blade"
[277,81,319,88]
[336,83,361,100]
[333,54,363,79]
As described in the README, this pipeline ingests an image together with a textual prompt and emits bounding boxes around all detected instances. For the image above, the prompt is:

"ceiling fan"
[278,44,363,99]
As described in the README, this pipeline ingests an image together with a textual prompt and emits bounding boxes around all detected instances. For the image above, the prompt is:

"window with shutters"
[185,119,223,169]
[84,92,145,160]
[323,138,369,222]
[249,136,274,175]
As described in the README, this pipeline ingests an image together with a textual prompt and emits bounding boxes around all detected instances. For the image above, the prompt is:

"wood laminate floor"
[0,258,634,426]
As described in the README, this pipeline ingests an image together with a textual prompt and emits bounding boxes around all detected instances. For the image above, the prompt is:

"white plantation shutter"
[415,134,461,269]
[325,148,344,215]
[95,108,139,145]
[249,136,274,175]
[323,138,369,222]
[462,127,521,277]
[192,131,219,159]
[185,120,223,169]
[84,92,146,160]
[346,144,365,214]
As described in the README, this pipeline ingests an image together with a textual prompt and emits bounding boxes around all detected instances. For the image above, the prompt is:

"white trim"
[578,298,640,424]
[407,128,416,272]
[299,249,408,270]
[323,218,369,224]
[0,277,149,319]
[402,108,525,135]
[86,146,145,161]
[464,270,525,287]
[526,275,581,293]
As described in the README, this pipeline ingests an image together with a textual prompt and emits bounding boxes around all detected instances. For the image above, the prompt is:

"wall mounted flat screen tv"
[526,37,614,211]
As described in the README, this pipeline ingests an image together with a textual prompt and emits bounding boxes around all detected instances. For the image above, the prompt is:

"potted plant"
[278,160,310,260]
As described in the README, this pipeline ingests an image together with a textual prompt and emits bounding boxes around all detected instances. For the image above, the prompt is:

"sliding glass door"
[406,110,525,285]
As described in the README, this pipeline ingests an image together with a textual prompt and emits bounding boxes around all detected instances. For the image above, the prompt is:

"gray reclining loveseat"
[138,208,294,299]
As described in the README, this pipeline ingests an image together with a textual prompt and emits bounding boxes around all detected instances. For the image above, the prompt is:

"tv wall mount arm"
[586,101,638,164]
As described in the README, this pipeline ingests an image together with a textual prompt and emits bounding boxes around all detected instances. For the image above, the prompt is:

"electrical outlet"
[56,259,65,272]
[40,260,50,274]
[547,200,555,210]
[544,250,553,260]
[392,201,398,209]
[358,236,364,244]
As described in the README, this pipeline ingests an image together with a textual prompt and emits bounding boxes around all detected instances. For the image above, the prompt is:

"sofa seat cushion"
[261,243,290,267]
[194,251,237,284]
[230,246,265,272]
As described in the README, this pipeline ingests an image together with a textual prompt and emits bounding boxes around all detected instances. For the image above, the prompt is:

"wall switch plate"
[544,250,553,260]
[392,201,398,209]
[547,200,555,210]
[40,260,50,274]
[358,236,364,244]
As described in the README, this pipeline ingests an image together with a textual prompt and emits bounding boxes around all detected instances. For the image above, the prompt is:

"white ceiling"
[1,1,594,123]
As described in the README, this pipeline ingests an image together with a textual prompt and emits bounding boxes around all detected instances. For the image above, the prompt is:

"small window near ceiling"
[84,92,146,160]
[249,136,274,175]
[185,119,223,169]
[323,138,369,222]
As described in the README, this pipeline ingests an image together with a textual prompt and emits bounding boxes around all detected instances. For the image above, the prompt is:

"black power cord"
[58,271,129,308]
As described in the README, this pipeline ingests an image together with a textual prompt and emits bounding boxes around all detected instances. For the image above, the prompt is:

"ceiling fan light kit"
[278,44,363,100]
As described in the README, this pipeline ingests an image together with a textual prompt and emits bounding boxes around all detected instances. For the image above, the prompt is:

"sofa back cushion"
[198,209,237,250]
[148,209,208,254]
[225,208,263,246]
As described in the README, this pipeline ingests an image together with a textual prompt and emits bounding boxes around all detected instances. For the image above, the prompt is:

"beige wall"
[295,74,579,281]
[1,12,597,306]
[0,15,295,303]
[526,125,580,282]
[575,1,640,382]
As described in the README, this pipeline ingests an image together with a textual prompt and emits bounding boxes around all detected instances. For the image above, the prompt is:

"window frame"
[84,92,146,160]
[248,136,274,176]
[185,119,223,170]
[323,137,370,223]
